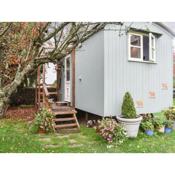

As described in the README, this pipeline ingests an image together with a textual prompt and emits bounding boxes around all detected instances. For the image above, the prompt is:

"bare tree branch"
[0,23,12,37]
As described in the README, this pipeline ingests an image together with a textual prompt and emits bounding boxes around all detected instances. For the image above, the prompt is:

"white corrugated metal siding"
[75,31,105,116]
[104,23,173,116]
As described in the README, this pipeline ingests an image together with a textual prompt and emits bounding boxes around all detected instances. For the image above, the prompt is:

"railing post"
[43,64,46,107]
[71,49,76,107]
[37,66,41,109]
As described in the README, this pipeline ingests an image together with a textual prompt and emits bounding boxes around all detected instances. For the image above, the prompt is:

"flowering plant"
[29,108,54,134]
[164,107,175,120]
[96,118,127,145]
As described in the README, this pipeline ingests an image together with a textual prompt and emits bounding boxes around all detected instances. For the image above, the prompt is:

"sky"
[45,63,57,84]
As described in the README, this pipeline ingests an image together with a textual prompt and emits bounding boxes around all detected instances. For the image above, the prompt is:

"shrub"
[96,118,127,145]
[164,107,175,120]
[141,120,154,131]
[164,119,173,128]
[121,92,136,118]
[141,113,154,122]
[153,117,165,129]
[29,108,54,134]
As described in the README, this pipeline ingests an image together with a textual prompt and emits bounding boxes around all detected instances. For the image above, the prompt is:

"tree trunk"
[0,62,35,118]
[0,89,8,118]
[0,99,8,118]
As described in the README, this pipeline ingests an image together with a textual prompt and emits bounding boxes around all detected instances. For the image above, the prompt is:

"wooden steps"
[51,105,80,132]
[53,117,75,122]
[52,110,77,115]
[54,123,78,129]
[48,92,57,95]
[36,82,80,133]
[56,101,69,106]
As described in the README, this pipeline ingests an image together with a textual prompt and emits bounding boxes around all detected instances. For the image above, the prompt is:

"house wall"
[173,53,175,75]
[75,31,105,116]
[104,22,173,116]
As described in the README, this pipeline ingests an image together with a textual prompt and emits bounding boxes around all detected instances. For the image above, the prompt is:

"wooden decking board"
[53,110,77,115]
[53,117,75,122]
[54,123,77,129]
[56,101,69,104]
[55,101,69,107]
[53,106,75,111]
[48,92,57,95]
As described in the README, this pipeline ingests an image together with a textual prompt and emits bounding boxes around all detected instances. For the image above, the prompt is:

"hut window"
[128,32,156,63]
[129,34,142,60]
[143,35,149,61]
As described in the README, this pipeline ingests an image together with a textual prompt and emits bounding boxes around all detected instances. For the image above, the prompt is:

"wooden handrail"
[42,83,51,109]
[43,83,49,97]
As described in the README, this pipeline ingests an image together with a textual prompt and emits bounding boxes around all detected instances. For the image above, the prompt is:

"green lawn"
[1,115,175,153]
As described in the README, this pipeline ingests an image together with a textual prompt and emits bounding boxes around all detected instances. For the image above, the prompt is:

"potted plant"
[153,117,165,133]
[29,108,54,134]
[116,92,142,138]
[164,119,173,134]
[164,107,175,130]
[141,120,154,136]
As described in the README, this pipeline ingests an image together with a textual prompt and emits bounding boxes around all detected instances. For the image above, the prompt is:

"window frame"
[128,32,156,63]
[149,33,156,62]
[128,33,143,61]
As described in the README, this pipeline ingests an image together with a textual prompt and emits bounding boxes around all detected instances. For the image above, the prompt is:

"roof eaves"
[154,22,175,37]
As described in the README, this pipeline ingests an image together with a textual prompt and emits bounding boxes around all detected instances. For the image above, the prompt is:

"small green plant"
[96,118,127,145]
[164,107,175,120]
[153,117,165,129]
[121,92,136,118]
[141,120,154,131]
[141,113,154,122]
[29,108,54,134]
[164,119,173,128]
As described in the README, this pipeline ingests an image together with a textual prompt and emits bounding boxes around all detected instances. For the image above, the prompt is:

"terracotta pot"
[38,128,46,134]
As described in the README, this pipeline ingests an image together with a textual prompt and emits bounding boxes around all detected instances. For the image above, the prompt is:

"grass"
[0,99,174,153]
[1,113,175,153]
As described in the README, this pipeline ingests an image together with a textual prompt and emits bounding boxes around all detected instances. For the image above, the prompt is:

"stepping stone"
[56,134,70,138]
[44,144,60,148]
[69,139,77,144]
[38,138,51,142]
[69,144,83,148]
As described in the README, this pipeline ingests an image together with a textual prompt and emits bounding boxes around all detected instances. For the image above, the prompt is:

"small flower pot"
[38,128,46,134]
[173,121,175,130]
[164,127,172,134]
[157,126,165,133]
[145,130,154,136]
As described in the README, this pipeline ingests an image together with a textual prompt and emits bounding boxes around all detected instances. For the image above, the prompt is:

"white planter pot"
[116,115,142,138]
[173,121,175,130]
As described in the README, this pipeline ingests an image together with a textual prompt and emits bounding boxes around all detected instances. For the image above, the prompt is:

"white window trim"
[149,33,156,62]
[128,33,143,62]
[128,32,156,63]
